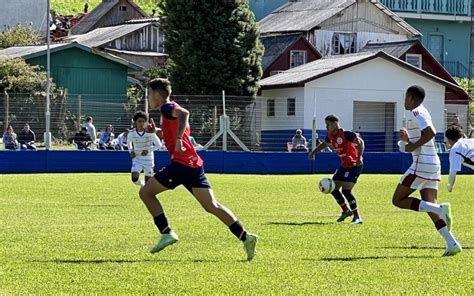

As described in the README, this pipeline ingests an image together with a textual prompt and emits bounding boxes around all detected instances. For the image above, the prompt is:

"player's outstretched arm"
[405,126,435,153]
[308,141,328,160]
[356,136,365,165]
[149,133,163,152]
[127,132,135,158]
[447,170,457,192]
[172,106,190,153]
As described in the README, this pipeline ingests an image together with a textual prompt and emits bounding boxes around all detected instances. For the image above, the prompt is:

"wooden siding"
[319,0,413,35]
[106,24,165,52]
[90,0,147,32]
[264,38,321,78]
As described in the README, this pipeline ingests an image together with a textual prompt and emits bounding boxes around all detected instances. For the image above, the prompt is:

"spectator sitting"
[71,127,92,150]
[291,129,308,152]
[189,136,204,151]
[99,125,115,150]
[3,125,19,150]
[115,129,129,150]
[83,116,97,148]
[18,124,36,150]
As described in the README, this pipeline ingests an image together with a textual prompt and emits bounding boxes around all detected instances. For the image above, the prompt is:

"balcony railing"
[442,61,470,78]
[379,0,471,16]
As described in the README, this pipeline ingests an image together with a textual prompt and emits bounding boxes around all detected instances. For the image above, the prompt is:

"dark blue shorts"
[154,162,211,193]
[333,165,363,184]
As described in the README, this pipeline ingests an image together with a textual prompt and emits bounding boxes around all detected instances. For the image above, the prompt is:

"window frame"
[405,53,422,68]
[332,32,357,55]
[290,50,307,68]
[267,99,275,117]
[287,98,296,116]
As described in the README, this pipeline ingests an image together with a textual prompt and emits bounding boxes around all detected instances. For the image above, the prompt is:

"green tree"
[159,0,263,96]
[0,57,69,140]
[0,25,43,49]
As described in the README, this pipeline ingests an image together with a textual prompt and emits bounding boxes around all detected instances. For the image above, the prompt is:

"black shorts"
[154,162,211,193]
[333,165,363,184]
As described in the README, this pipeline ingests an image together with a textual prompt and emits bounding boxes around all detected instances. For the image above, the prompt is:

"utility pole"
[44,0,52,150]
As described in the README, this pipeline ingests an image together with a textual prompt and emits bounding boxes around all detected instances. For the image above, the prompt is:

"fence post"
[213,106,217,147]
[312,116,317,151]
[222,90,227,151]
[145,88,149,114]
[76,95,81,132]
[4,91,9,133]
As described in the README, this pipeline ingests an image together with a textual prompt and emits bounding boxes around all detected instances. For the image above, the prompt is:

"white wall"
[304,58,446,133]
[1,0,47,34]
[258,88,305,131]
[260,58,447,136]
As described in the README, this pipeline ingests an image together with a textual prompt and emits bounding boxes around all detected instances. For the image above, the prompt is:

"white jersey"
[449,138,474,172]
[405,104,441,180]
[127,129,162,167]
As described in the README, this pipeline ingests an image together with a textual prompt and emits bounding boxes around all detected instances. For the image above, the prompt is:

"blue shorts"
[333,165,363,184]
[154,162,211,193]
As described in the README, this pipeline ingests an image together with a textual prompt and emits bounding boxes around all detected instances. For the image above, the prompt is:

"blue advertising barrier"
[0,150,472,175]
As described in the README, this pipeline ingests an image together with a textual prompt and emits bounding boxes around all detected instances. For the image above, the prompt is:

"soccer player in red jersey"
[138,78,258,261]
[309,115,365,224]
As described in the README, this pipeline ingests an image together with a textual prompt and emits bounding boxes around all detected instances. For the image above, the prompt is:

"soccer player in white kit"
[127,111,162,187]
[445,125,474,192]
[393,86,462,256]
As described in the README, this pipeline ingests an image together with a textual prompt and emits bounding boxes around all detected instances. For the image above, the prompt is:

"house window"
[267,99,275,117]
[290,50,307,68]
[119,6,127,12]
[287,98,296,116]
[406,54,422,68]
[332,33,357,55]
[158,29,165,53]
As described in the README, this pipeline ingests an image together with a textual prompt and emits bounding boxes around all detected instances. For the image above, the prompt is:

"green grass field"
[51,0,159,16]
[1,173,472,294]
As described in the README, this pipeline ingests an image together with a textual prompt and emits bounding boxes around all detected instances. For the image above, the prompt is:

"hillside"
[51,0,161,16]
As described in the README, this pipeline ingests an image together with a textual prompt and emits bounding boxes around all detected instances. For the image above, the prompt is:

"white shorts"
[131,161,154,176]
[400,171,438,190]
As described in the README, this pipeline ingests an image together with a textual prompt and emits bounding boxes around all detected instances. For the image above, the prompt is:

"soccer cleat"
[337,210,353,222]
[243,233,258,261]
[350,216,363,225]
[440,203,453,231]
[150,231,179,254]
[442,243,462,257]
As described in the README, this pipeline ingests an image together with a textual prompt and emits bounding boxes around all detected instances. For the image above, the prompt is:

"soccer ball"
[319,178,335,194]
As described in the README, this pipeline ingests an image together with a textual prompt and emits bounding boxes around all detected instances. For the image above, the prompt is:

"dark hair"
[133,111,148,122]
[406,85,425,102]
[325,114,339,122]
[81,127,87,132]
[148,78,172,98]
[86,116,93,122]
[445,125,463,141]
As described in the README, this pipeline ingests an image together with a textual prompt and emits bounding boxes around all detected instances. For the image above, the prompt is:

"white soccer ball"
[319,178,335,194]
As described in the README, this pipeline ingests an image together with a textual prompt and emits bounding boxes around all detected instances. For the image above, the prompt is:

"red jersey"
[160,102,203,168]
[325,129,362,168]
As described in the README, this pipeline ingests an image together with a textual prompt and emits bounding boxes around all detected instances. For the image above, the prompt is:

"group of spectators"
[70,116,130,151]
[70,116,203,151]
[2,124,37,151]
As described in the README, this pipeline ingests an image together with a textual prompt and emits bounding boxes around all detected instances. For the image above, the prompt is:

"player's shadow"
[377,246,473,250]
[266,221,332,226]
[32,258,219,264]
[312,254,438,262]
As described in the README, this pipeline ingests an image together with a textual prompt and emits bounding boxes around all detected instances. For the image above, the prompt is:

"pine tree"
[159,0,263,96]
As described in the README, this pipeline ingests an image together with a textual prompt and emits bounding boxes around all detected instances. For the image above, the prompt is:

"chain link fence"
[1,91,473,151]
